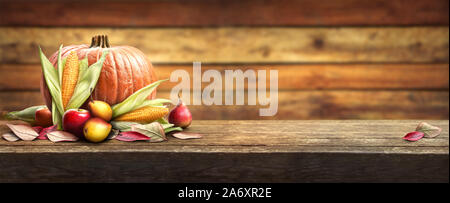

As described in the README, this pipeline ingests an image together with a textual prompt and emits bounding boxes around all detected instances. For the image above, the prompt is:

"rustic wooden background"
[0,0,448,120]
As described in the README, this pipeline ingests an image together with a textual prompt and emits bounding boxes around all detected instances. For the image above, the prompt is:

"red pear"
[168,95,192,128]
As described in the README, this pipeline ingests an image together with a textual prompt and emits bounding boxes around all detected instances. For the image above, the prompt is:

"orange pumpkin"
[40,35,158,109]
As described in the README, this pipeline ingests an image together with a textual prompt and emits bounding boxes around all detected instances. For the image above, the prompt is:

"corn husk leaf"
[4,105,46,123]
[51,100,63,129]
[77,55,89,81]
[137,98,174,108]
[66,50,109,110]
[112,79,167,118]
[39,46,64,116]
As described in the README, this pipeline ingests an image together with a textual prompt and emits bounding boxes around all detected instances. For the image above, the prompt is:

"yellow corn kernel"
[114,106,169,123]
[61,51,79,110]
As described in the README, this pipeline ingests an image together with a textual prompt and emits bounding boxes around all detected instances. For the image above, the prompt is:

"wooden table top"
[0,120,448,183]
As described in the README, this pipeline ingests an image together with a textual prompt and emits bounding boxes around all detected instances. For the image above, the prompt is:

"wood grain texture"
[1,63,448,91]
[0,0,448,26]
[0,120,448,182]
[1,91,448,119]
[0,27,448,63]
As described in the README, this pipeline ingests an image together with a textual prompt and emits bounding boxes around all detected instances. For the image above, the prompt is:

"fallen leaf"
[37,125,57,140]
[47,131,79,142]
[131,122,166,143]
[107,129,120,140]
[2,132,20,142]
[6,124,39,141]
[416,122,442,138]
[32,126,43,134]
[403,131,425,142]
[115,131,150,142]
[172,132,203,140]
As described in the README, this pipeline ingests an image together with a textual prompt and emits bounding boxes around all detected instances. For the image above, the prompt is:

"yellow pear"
[83,118,111,143]
[88,100,112,121]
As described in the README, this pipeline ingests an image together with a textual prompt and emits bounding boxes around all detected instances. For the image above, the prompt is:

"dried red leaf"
[2,132,20,142]
[172,132,203,140]
[115,131,150,142]
[47,131,79,142]
[32,126,43,134]
[37,125,57,140]
[6,124,39,141]
[403,131,425,141]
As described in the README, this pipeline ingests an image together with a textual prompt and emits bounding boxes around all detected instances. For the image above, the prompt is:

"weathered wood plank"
[0,151,447,182]
[0,27,448,63]
[0,91,448,119]
[0,120,448,182]
[0,0,448,26]
[1,120,448,147]
[1,63,448,91]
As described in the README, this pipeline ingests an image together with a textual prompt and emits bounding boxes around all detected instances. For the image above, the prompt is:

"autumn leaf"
[37,125,57,140]
[403,131,425,142]
[47,131,79,142]
[2,132,20,142]
[172,132,203,140]
[416,122,442,138]
[115,131,150,142]
[6,124,39,141]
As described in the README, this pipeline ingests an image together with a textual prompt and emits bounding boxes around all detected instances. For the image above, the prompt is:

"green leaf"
[66,50,110,110]
[4,105,46,123]
[112,79,167,118]
[156,117,170,125]
[156,118,183,133]
[136,98,174,109]
[164,126,183,134]
[39,47,64,116]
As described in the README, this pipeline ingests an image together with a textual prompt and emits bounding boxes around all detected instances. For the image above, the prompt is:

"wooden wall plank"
[1,63,448,91]
[1,91,448,119]
[0,0,448,26]
[0,27,448,63]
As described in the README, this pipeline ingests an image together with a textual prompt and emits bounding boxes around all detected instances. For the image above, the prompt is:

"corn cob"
[114,106,169,123]
[61,51,79,110]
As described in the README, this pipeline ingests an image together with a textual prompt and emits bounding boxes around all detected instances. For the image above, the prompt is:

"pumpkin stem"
[105,35,110,48]
[89,37,96,48]
[96,35,102,47]
[90,35,110,48]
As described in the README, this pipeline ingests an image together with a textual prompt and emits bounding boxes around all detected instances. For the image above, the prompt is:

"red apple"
[63,109,91,138]
[35,107,53,127]
[168,96,192,128]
